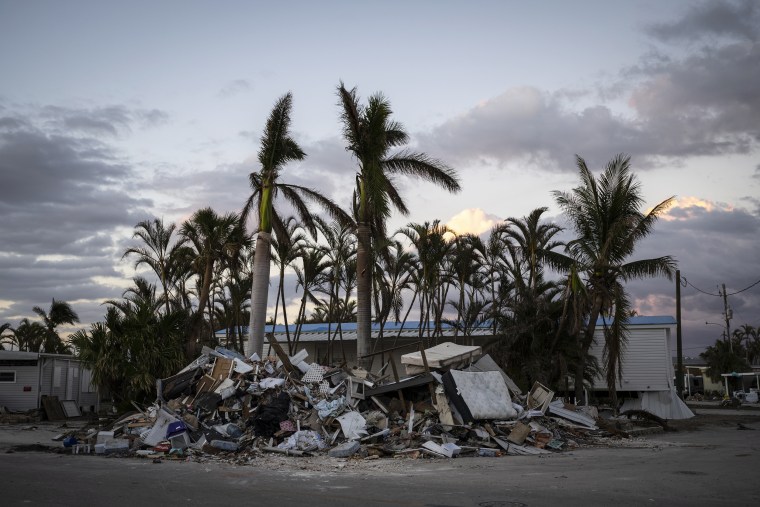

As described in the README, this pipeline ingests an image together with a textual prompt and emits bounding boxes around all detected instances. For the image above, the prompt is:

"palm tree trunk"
[248,231,272,357]
[574,296,602,403]
[187,260,214,357]
[356,223,372,369]
[280,280,292,354]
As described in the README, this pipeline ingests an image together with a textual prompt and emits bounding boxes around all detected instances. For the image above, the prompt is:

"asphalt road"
[2,420,759,507]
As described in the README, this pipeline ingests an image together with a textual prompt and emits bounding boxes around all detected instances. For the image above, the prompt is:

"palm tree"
[243,92,350,358]
[32,299,79,354]
[396,220,454,342]
[700,336,749,385]
[553,154,676,406]
[72,279,189,402]
[448,233,485,339]
[317,219,357,361]
[0,322,13,350]
[180,207,244,356]
[8,318,46,352]
[372,239,415,353]
[478,225,510,336]
[271,216,307,352]
[338,83,461,366]
[733,324,758,363]
[122,218,186,315]
[292,245,329,352]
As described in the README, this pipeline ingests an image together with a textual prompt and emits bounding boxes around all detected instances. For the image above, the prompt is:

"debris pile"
[60,339,619,461]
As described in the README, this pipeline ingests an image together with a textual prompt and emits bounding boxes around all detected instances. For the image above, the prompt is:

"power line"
[726,278,760,296]
[682,276,760,297]
[682,278,721,296]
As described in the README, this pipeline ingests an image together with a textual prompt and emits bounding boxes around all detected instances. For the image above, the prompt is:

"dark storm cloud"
[623,203,760,354]
[0,103,156,330]
[420,1,760,172]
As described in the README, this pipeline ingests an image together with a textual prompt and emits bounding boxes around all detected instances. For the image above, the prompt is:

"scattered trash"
[46,338,664,464]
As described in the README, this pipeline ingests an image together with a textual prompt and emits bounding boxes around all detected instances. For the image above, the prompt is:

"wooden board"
[41,395,66,421]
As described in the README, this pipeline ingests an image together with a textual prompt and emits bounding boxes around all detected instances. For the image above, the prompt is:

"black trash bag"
[252,391,291,438]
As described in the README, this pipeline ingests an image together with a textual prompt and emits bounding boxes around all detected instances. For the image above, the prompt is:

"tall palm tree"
[32,299,79,354]
[180,207,244,356]
[122,218,186,315]
[553,154,676,406]
[338,83,461,366]
[242,92,350,357]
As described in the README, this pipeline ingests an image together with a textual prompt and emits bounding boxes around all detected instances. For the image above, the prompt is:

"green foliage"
[553,154,675,405]
[71,279,190,402]
[700,337,750,383]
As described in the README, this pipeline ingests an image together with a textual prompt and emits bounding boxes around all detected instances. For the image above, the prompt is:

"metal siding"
[590,326,672,391]
[0,366,41,411]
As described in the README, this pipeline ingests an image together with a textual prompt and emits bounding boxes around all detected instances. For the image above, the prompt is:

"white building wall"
[589,325,673,392]
[0,365,41,411]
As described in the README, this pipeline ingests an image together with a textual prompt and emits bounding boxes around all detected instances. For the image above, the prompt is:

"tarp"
[620,389,695,420]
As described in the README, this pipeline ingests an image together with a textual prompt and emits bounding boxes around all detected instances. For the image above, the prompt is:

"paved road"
[2,420,760,507]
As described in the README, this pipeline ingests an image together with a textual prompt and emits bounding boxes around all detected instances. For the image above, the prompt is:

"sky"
[1,0,759,358]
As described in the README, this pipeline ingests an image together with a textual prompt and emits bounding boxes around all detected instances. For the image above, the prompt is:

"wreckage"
[52,338,645,460]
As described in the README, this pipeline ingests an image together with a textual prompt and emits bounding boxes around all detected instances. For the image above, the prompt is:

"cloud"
[646,0,759,43]
[0,103,156,330]
[38,104,169,137]
[623,197,760,353]
[420,87,640,171]
[419,2,760,172]
[218,79,253,98]
[446,208,500,236]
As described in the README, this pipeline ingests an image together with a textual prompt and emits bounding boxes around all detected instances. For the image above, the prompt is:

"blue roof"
[216,315,675,335]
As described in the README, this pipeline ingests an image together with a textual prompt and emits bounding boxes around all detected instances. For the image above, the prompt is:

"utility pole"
[721,283,733,353]
[675,270,684,399]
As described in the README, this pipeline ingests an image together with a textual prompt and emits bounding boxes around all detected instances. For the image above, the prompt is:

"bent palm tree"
[339,82,461,366]
[243,92,351,357]
[553,154,676,406]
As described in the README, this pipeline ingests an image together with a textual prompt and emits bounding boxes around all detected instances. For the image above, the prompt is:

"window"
[0,371,16,383]
[81,369,96,393]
